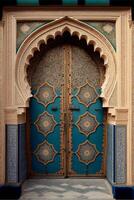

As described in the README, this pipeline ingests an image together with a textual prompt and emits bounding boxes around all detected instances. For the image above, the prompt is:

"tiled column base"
[107,124,127,184]
[6,124,27,184]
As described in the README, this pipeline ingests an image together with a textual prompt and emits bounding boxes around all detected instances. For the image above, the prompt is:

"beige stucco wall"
[0,7,133,185]
[0,22,5,184]
[132,23,134,183]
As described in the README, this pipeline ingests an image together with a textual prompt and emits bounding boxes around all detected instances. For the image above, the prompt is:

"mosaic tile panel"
[18,123,27,183]
[82,21,116,50]
[115,125,127,184]
[6,125,18,183]
[17,21,51,51]
[106,124,115,184]
[107,124,127,184]
[17,21,116,51]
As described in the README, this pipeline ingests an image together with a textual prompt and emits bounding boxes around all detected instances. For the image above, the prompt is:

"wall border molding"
[0,7,132,185]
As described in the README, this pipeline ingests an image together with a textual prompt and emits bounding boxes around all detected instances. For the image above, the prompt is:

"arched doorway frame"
[15,16,117,109]
[0,8,132,188]
[25,31,109,178]
[14,16,117,180]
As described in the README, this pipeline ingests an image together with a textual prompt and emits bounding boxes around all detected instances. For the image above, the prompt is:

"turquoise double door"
[29,42,105,177]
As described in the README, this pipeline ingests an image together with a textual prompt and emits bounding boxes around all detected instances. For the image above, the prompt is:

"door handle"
[69,106,80,111]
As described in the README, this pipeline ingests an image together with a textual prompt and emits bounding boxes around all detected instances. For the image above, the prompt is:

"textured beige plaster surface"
[0,22,5,184]
[0,7,132,184]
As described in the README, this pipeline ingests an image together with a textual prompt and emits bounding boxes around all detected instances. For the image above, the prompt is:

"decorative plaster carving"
[1,8,132,185]
[15,16,117,108]
[109,83,117,107]
[115,108,128,124]
[5,108,26,124]
[107,108,128,125]
[0,22,5,184]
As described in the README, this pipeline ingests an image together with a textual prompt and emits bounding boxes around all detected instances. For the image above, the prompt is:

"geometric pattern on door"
[29,45,64,176]
[34,82,57,107]
[68,45,105,176]
[76,140,99,165]
[35,111,57,136]
[34,140,57,165]
[29,40,105,177]
[76,112,99,136]
[68,89,104,176]
[30,85,64,175]
[76,83,99,107]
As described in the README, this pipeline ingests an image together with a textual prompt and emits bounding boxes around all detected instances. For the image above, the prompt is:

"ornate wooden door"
[29,41,105,177]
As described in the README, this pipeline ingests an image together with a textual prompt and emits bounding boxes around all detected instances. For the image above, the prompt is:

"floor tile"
[20,179,114,200]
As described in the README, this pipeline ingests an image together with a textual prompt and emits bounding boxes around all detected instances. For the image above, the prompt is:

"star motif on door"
[34,140,57,165]
[34,82,57,107]
[76,112,99,136]
[76,141,99,165]
[35,111,57,136]
[76,83,98,106]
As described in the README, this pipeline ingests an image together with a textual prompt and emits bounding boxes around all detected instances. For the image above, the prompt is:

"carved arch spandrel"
[15,16,117,108]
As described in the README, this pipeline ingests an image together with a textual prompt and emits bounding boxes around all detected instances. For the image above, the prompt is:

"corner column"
[0,21,5,184]
[107,108,128,185]
[5,108,27,184]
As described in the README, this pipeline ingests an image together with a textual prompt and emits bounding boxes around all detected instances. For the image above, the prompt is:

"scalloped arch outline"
[15,16,117,107]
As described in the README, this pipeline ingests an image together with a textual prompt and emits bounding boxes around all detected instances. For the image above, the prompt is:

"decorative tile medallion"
[82,21,116,50]
[35,112,57,136]
[76,112,99,136]
[76,83,98,107]
[17,22,49,51]
[34,140,57,165]
[35,82,57,107]
[102,24,113,34]
[76,141,99,165]
[20,24,31,33]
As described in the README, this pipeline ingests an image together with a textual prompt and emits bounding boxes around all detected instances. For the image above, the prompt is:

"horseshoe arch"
[15,16,117,108]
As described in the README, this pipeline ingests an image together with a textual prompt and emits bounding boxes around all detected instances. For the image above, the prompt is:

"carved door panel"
[29,42,105,177]
[67,46,105,176]
[29,45,65,176]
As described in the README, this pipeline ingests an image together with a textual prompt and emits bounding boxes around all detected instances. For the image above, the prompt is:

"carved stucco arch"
[15,16,117,108]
